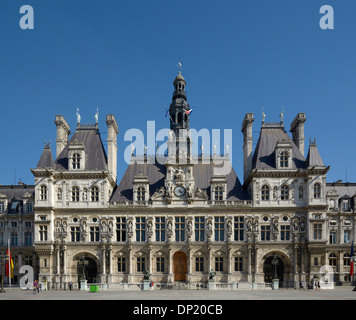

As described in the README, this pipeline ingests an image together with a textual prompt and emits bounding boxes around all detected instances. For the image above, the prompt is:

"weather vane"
[177,61,182,74]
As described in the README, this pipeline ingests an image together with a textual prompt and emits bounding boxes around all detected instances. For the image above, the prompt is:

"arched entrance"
[173,251,187,282]
[263,255,284,285]
[77,256,98,284]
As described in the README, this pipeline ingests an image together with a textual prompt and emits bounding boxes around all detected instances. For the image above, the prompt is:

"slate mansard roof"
[37,125,108,171]
[111,156,248,202]
[252,124,306,170]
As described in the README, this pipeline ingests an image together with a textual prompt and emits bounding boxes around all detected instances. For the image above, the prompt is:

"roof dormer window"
[280,151,289,168]
[72,153,81,169]
[275,139,292,169]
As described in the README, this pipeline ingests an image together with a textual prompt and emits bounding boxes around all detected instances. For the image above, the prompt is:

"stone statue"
[209,269,216,280]
[144,269,150,280]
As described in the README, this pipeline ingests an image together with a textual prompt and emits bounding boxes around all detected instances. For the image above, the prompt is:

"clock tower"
[165,70,196,203]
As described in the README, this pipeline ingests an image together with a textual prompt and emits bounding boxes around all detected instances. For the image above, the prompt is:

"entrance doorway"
[77,256,98,283]
[263,255,284,285]
[173,251,187,281]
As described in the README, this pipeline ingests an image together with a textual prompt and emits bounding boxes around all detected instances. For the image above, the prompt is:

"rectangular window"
[195,217,205,241]
[39,225,48,241]
[214,217,224,241]
[116,217,127,242]
[313,223,322,240]
[344,230,351,244]
[280,225,290,241]
[118,257,126,272]
[175,217,185,242]
[24,232,32,245]
[261,225,270,241]
[234,217,244,241]
[90,227,100,242]
[11,233,18,246]
[136,217,146,242]
[26,202,33,213]
[155,217,165,242]
[234,257,243,271]
[156,257,165,272]
[137,257,145,272]
[70,226,80,242]
[329,231,337,244]
[215,257,223,272]
[195,257,204,272]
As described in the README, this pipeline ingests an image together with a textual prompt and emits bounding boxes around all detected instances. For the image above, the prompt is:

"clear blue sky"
[0,0,355,185]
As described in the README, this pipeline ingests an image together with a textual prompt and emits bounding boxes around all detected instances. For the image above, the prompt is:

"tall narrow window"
[195,257,204,272]
[234,257,243,271]
[175,217,185,242]
[137,257,145,272]
[314,183,321,199]
[329,253,337,266]
[40,185,47,200]
[195,217,205,241]
[116,217,127,242]
[280,225,290,241]
[214,216,224,241]
[117,257,126,272]
[261,185,270,201]
[281,185,289,200]
[280,151,289,168]
[72,153,81,169]
[39,225,48,241]
[137,187,146,202]
[156,257,165,272]
[234,217,244,241]
[72,186,79,202]
[136,217,146,242]
[91,186,99,202]
[313,223,322,240]
[214,186,223,201]
[215,257,223,272]
[155,217,166,242]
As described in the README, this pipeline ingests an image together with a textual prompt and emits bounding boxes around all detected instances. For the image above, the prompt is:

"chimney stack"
[241,113,254,182]
[290,113,306,157]
[106,114,119,183]
[54,115,71,158]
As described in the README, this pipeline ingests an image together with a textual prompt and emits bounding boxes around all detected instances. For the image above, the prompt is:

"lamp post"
[0,254,8,293]
[271,254,279,290]
[78,256,89,280]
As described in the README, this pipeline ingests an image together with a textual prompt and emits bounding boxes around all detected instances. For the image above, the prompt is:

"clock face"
[174,186,186,197]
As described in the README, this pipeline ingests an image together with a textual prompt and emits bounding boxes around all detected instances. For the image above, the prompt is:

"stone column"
[247,245,252,282]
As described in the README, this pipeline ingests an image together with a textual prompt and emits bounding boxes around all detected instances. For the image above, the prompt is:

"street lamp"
[78,256,89,280]
[0,254,8,293]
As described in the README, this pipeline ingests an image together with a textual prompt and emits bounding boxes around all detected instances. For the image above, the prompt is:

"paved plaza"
[0,286,355,300]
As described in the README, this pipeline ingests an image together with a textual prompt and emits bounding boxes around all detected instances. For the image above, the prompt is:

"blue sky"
[0,0,355,185]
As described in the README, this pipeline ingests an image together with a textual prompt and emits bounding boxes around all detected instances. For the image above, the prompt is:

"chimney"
[54,115,71,158]
[106,114,119,183]
[241,113,254,182]
[290,113,306,157]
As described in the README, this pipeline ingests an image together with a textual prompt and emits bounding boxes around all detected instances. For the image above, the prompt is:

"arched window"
[214,186,223,201]
[329,253,337,266]
[40,185,47,200]
[261,185,270,201]
[280,151,289,168]
[72,186,79,202]
[137,187,146,202]
[91,186,99,202]
[314,183,321,199]
[281,185,289,200]
[72,153,81,169]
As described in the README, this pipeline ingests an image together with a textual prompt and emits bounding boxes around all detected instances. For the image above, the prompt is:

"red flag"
[350,260,354,277]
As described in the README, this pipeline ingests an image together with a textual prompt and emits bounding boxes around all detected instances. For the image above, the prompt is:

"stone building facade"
[1,71,355,289]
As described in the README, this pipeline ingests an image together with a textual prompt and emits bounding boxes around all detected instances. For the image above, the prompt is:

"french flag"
[185,109,193,115]
[350,242,354,276]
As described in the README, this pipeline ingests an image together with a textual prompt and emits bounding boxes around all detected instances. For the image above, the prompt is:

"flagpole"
[7,239,11,287]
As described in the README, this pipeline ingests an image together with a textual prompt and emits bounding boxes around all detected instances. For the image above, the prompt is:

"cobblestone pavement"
[0,286,356,300]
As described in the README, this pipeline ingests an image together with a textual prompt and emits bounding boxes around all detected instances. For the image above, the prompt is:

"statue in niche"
[175,168,185,181]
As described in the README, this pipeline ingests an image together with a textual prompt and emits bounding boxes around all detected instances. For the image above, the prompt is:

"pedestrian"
[69,281,73,290]
[33,280,39,294]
